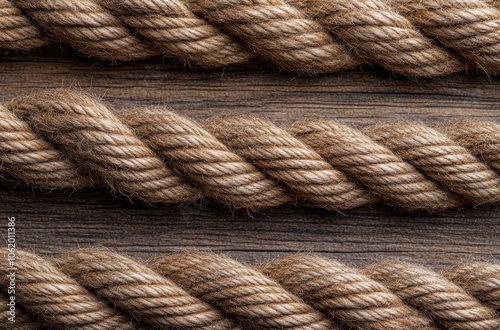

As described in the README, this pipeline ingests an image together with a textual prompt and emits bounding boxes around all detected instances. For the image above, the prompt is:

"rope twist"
[2,0,500,76]
[1,248,499,329]
[1,89,499,211]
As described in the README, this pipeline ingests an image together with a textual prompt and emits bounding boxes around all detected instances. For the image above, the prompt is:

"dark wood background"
[1,50,499,268]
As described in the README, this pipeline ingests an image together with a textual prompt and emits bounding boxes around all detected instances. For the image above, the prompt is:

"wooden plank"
[0,50,499,267]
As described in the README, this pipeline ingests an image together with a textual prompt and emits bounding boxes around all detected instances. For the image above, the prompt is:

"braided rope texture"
[2,0,500,76]
[1,248,499,329]
[1,89,499,211]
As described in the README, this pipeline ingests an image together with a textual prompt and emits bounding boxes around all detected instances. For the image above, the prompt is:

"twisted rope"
[2,0,500,76]
[1,248,499,329]
[1,89,499,211]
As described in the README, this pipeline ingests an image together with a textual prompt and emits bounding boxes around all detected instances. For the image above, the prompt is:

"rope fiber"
[1,89,499,211]
[2,0,500,76]
[1,248,499,329]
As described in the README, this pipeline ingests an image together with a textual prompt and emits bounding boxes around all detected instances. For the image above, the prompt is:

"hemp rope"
[1,248,499,329]
[2,0,500,76]
[1,89,499,211]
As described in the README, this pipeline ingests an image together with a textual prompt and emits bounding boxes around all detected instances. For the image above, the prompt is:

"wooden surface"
[0,50,499,268]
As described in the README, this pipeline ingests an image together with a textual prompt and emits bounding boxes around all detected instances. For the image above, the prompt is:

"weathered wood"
[0,50,499,267]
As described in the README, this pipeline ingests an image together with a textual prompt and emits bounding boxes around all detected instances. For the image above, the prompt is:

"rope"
[1,89,499,211]
[2,0,500,76]
[1,248,499,329]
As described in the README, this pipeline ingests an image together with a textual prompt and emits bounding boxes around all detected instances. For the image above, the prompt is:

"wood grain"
[0,50,499,268]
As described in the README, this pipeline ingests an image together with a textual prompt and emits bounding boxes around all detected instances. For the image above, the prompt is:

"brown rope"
[1,89,499,211]
[0,294,41,330]
[1,248,499,329]
[2,0,500,76]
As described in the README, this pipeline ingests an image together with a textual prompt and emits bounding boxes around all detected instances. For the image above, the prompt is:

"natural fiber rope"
[1,248,499,329]
[2,0,500,76]
[1,89,499,211]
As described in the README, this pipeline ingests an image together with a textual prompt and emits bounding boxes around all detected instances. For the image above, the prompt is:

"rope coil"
[2,0,500,76]
[1,248,499,329]
[1,89,499,211]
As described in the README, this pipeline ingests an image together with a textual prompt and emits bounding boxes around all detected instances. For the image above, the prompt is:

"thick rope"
[1,89,499,211]
[0,248,499,329]
[2,0,500,76]
[0,294,41,330]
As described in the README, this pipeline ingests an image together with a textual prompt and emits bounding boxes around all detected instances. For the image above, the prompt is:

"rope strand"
[3,0,500,76]
[1,248,499,329]
[1,89,499,211]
